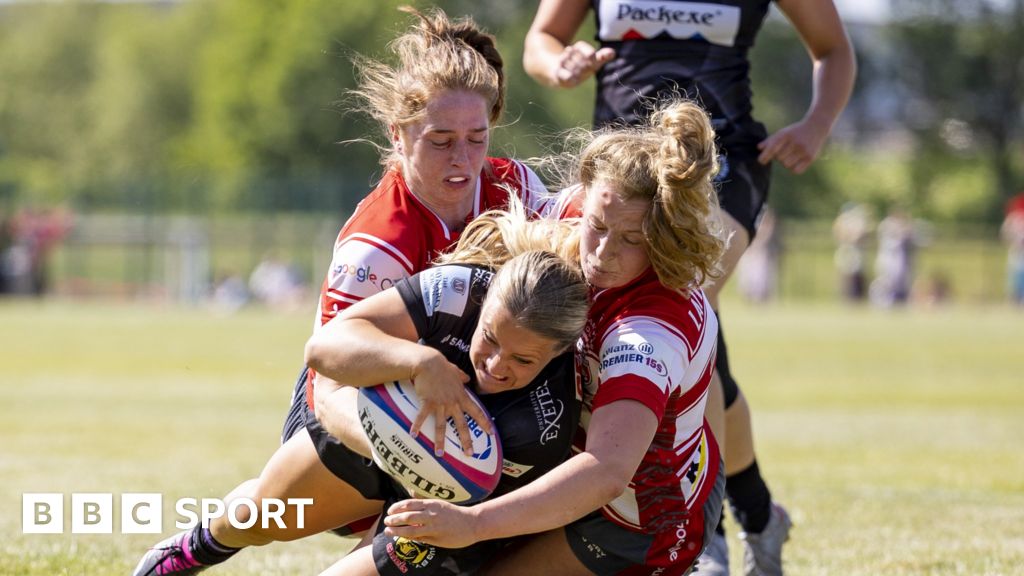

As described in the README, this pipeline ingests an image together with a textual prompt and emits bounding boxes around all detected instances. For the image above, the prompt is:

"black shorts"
[301,385,403,503]
[280,366,309,444]
[280,367,388,536]
[372,503,506,576]
[715,154,771,241]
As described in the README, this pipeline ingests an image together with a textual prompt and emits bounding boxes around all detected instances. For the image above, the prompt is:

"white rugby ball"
[357,380,502,504]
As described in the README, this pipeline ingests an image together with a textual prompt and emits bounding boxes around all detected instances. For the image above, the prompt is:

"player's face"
[470,296,562,395]
[579,180,651,289]
[393,89,490,210]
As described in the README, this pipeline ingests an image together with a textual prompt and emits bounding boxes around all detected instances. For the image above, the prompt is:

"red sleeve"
[590,373,669,423]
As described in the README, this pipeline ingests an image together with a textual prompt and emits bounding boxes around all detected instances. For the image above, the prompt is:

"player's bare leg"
[211,428,382,547]
[133,429,381,575]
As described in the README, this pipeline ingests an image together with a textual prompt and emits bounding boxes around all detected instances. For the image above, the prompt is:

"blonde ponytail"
[575,100,727,290]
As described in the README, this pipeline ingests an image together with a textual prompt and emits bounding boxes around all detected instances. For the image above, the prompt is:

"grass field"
[1,298,1022,575]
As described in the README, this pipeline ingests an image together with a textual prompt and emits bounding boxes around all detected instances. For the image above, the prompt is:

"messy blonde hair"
[575,100,726,290]
[349,6,504,169]
[438,197,587,353]
[438,195,579,269]
[486,250,588,353]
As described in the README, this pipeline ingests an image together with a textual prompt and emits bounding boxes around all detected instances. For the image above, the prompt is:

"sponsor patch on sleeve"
[419,266,472,318]
[598,330,674,391]
[327,238,409,301]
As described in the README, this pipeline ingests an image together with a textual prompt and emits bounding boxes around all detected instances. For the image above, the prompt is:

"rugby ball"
[357,380,502,504]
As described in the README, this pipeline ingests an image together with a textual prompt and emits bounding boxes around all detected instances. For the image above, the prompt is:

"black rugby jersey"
[395,264,580,495]
[591,0,773,156]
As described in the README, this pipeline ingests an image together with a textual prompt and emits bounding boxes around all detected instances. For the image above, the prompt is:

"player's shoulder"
[479,157,555,215]
[341,173,417,238]
[325,173,428,295]
[336,175,429,264]
[484,157,524,182]
[483,157,545,194]
[600,280,714,344]
[552,185,585,219]
[630,284,711,325]
[414,263,494,319]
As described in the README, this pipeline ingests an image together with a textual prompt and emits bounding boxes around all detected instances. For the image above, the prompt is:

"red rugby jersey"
[552,185,721,532]
[306,158,550,408]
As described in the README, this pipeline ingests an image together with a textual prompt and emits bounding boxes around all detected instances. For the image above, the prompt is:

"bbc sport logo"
[22,493,313,534]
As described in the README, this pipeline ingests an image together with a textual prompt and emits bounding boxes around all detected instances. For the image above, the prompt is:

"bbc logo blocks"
[23,493,163,534]
[23,493,313,534]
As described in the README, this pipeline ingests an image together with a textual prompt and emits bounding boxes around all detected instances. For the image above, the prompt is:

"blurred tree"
[8,0,1016,225]
[0,4,103,205]
[889,0,1024,220]
[83,5,205,211]
[178,0,406,213]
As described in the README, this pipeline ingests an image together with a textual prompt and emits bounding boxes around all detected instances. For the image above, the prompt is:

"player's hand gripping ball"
[358,380,502,504]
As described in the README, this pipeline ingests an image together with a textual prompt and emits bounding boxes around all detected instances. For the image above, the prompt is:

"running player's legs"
[703,209,750,469]
[703,208,751,308]
[210,427,384,548]
[702,209,749,468]
[703,153,764,307]
[702,155,766,469]
[693,156,784,576]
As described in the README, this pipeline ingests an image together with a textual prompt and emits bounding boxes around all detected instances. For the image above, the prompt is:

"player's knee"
[724,389,749,418]
[720,370,740,409]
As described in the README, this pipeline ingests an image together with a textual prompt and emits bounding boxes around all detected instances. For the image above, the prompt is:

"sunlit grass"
[1,298,1022,574]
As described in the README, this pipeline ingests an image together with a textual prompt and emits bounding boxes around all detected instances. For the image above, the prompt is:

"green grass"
[1,298,1022,574]
[0,300,353,575]
[724,301,1024,574]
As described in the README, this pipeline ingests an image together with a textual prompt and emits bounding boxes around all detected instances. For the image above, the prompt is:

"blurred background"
[2,2,1022,574]
[0,0,1021,308]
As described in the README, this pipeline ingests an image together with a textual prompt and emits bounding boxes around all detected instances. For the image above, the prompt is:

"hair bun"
[400,6,504,122]
[653,102,718,189]
[451,25,504,122]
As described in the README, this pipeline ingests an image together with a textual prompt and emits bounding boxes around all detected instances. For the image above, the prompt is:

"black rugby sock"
[726,460,772,534]
[189,525,241,565]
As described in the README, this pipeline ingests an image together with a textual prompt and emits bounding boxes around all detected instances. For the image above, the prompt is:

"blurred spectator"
[870,206,929,308]
[832,202,874,302]
[1002,192,1024,305]
[737,207,782,304]
[248,253,306,311]
[1,206,73,297]
[915,270,953,308]
[0,211,12,294]
[212,270,250,313]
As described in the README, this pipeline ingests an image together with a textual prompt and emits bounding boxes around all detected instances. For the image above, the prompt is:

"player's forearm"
[471,451,627,540]
[804,39,857,134]
[469,400,657,540]
[313,381,373,458]
[305,318,436,386]
[523,32,568,87]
